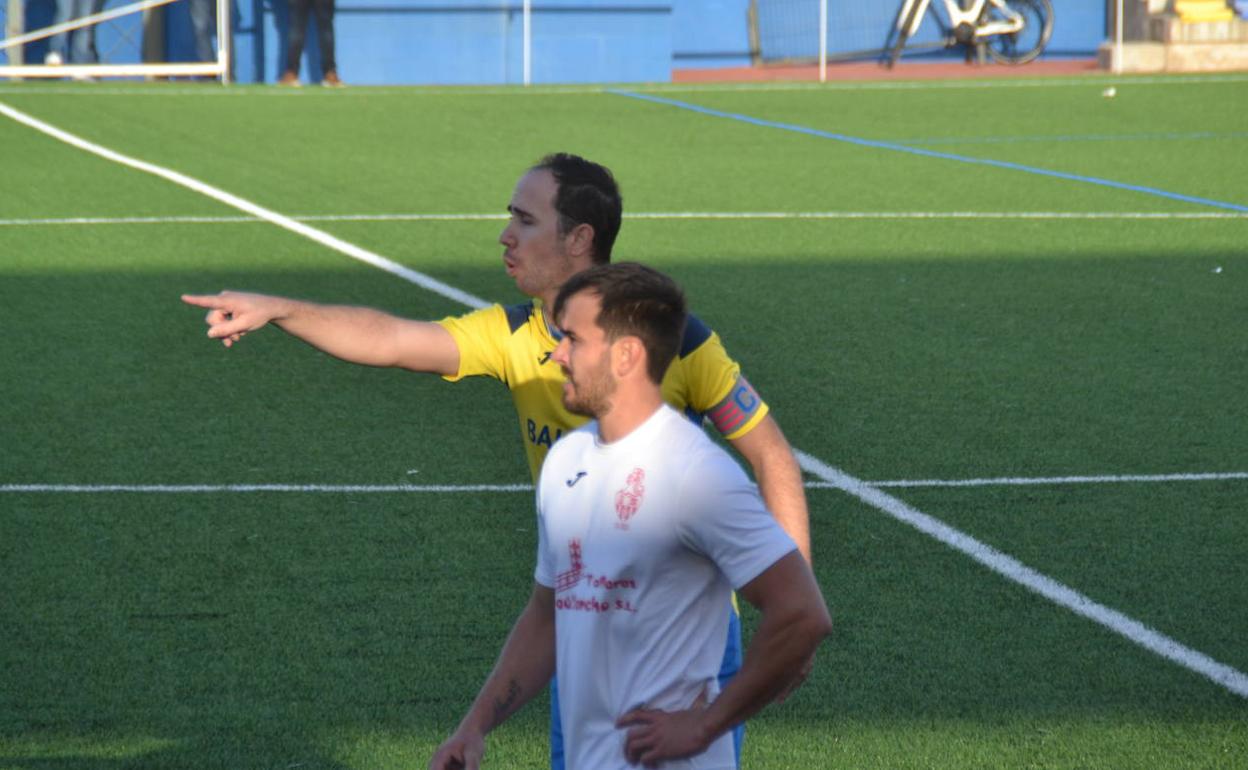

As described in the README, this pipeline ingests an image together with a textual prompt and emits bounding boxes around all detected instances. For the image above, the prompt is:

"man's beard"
[561,353,616,418]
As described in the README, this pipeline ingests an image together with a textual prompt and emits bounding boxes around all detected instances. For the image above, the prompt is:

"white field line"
[6,472,1247,494]
[0,213,503,227]
[822,471,1248,489]
[1,484,533,493]
[1,73,1247,98]
[0,101,488,311]
[4,211,1248,229]
[795,451,1248,699]
[4,102,1246,701]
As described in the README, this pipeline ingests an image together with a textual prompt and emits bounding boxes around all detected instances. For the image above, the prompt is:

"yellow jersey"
[438,301,768,481]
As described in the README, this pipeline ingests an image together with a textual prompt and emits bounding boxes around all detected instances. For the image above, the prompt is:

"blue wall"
[673,0,751,68]
[8,0,1105,81]
[228,0,672,85]
[5,0,671,83]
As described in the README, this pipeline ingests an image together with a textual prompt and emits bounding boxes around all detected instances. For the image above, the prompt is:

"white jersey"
[535,404,797,770]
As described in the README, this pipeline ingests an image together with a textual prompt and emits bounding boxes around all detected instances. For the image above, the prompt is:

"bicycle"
[884,0,1054,68]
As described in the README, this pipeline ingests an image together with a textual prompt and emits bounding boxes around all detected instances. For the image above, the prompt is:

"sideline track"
[2,97,1245,700]
[1,73,1247,98]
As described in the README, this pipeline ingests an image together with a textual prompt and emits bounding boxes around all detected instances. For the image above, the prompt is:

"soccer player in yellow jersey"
[183,153,811,770]
[440,277,772,484]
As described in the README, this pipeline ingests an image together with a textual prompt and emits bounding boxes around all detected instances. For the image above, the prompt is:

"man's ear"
[612,336,647,379]
[564,222,596,260]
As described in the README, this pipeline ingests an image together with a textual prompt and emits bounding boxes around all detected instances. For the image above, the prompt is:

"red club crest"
[615,468,645,529]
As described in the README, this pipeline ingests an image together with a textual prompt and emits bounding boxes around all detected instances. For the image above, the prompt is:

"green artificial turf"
[1,74,1245,768]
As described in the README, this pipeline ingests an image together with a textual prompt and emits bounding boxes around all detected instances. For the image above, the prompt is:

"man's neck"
[537,288,559,312]
[596,389,665,445]
[535,255,595,311]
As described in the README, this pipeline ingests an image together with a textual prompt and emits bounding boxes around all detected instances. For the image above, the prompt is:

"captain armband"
[707,376,763,436]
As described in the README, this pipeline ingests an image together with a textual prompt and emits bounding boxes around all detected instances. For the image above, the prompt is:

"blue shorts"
[549,605,744,769]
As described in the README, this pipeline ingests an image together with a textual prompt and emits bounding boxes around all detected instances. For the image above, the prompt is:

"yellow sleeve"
[436,304,509,383]
[679,328,770,441]
[679,330,739,411]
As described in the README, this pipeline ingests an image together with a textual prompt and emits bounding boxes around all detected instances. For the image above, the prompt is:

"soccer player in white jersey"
[182,154,812,767]
[428,263,831,770]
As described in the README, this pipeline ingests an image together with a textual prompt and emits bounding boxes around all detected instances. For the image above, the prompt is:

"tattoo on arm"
[493,679,522,724]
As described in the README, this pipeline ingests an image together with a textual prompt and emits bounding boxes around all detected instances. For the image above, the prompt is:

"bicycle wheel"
[983,0,1053,65]
[886,0,923,69]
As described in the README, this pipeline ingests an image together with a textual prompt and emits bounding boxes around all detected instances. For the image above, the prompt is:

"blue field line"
[902,130,1248,146]
[609,90,1248,214]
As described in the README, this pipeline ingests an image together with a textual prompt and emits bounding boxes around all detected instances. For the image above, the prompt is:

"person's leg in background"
[67,0,96,63]
[280,0,310,84]
[311,0,339,85]
[47,0,71,63]
[188,0,215,63]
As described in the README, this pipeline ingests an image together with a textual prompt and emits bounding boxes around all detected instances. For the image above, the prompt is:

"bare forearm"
[693,552,832,745]
[731,417,812,563]
[429,589,554,770]
[457,596,556,736]
[755,449,811,564]
[185,289,455,370]
[698,604,829,741]
[273,301,417,368]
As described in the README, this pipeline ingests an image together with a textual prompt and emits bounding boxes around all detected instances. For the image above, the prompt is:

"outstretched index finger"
[181,293,226,309]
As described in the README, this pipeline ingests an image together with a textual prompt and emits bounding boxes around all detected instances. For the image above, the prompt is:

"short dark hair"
[553,262,687,384]
[532,153,622,265]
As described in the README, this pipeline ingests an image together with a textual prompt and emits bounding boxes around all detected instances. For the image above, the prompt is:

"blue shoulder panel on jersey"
[683,405,704,426]
[504,302,535,335]
[679,313,713,359]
